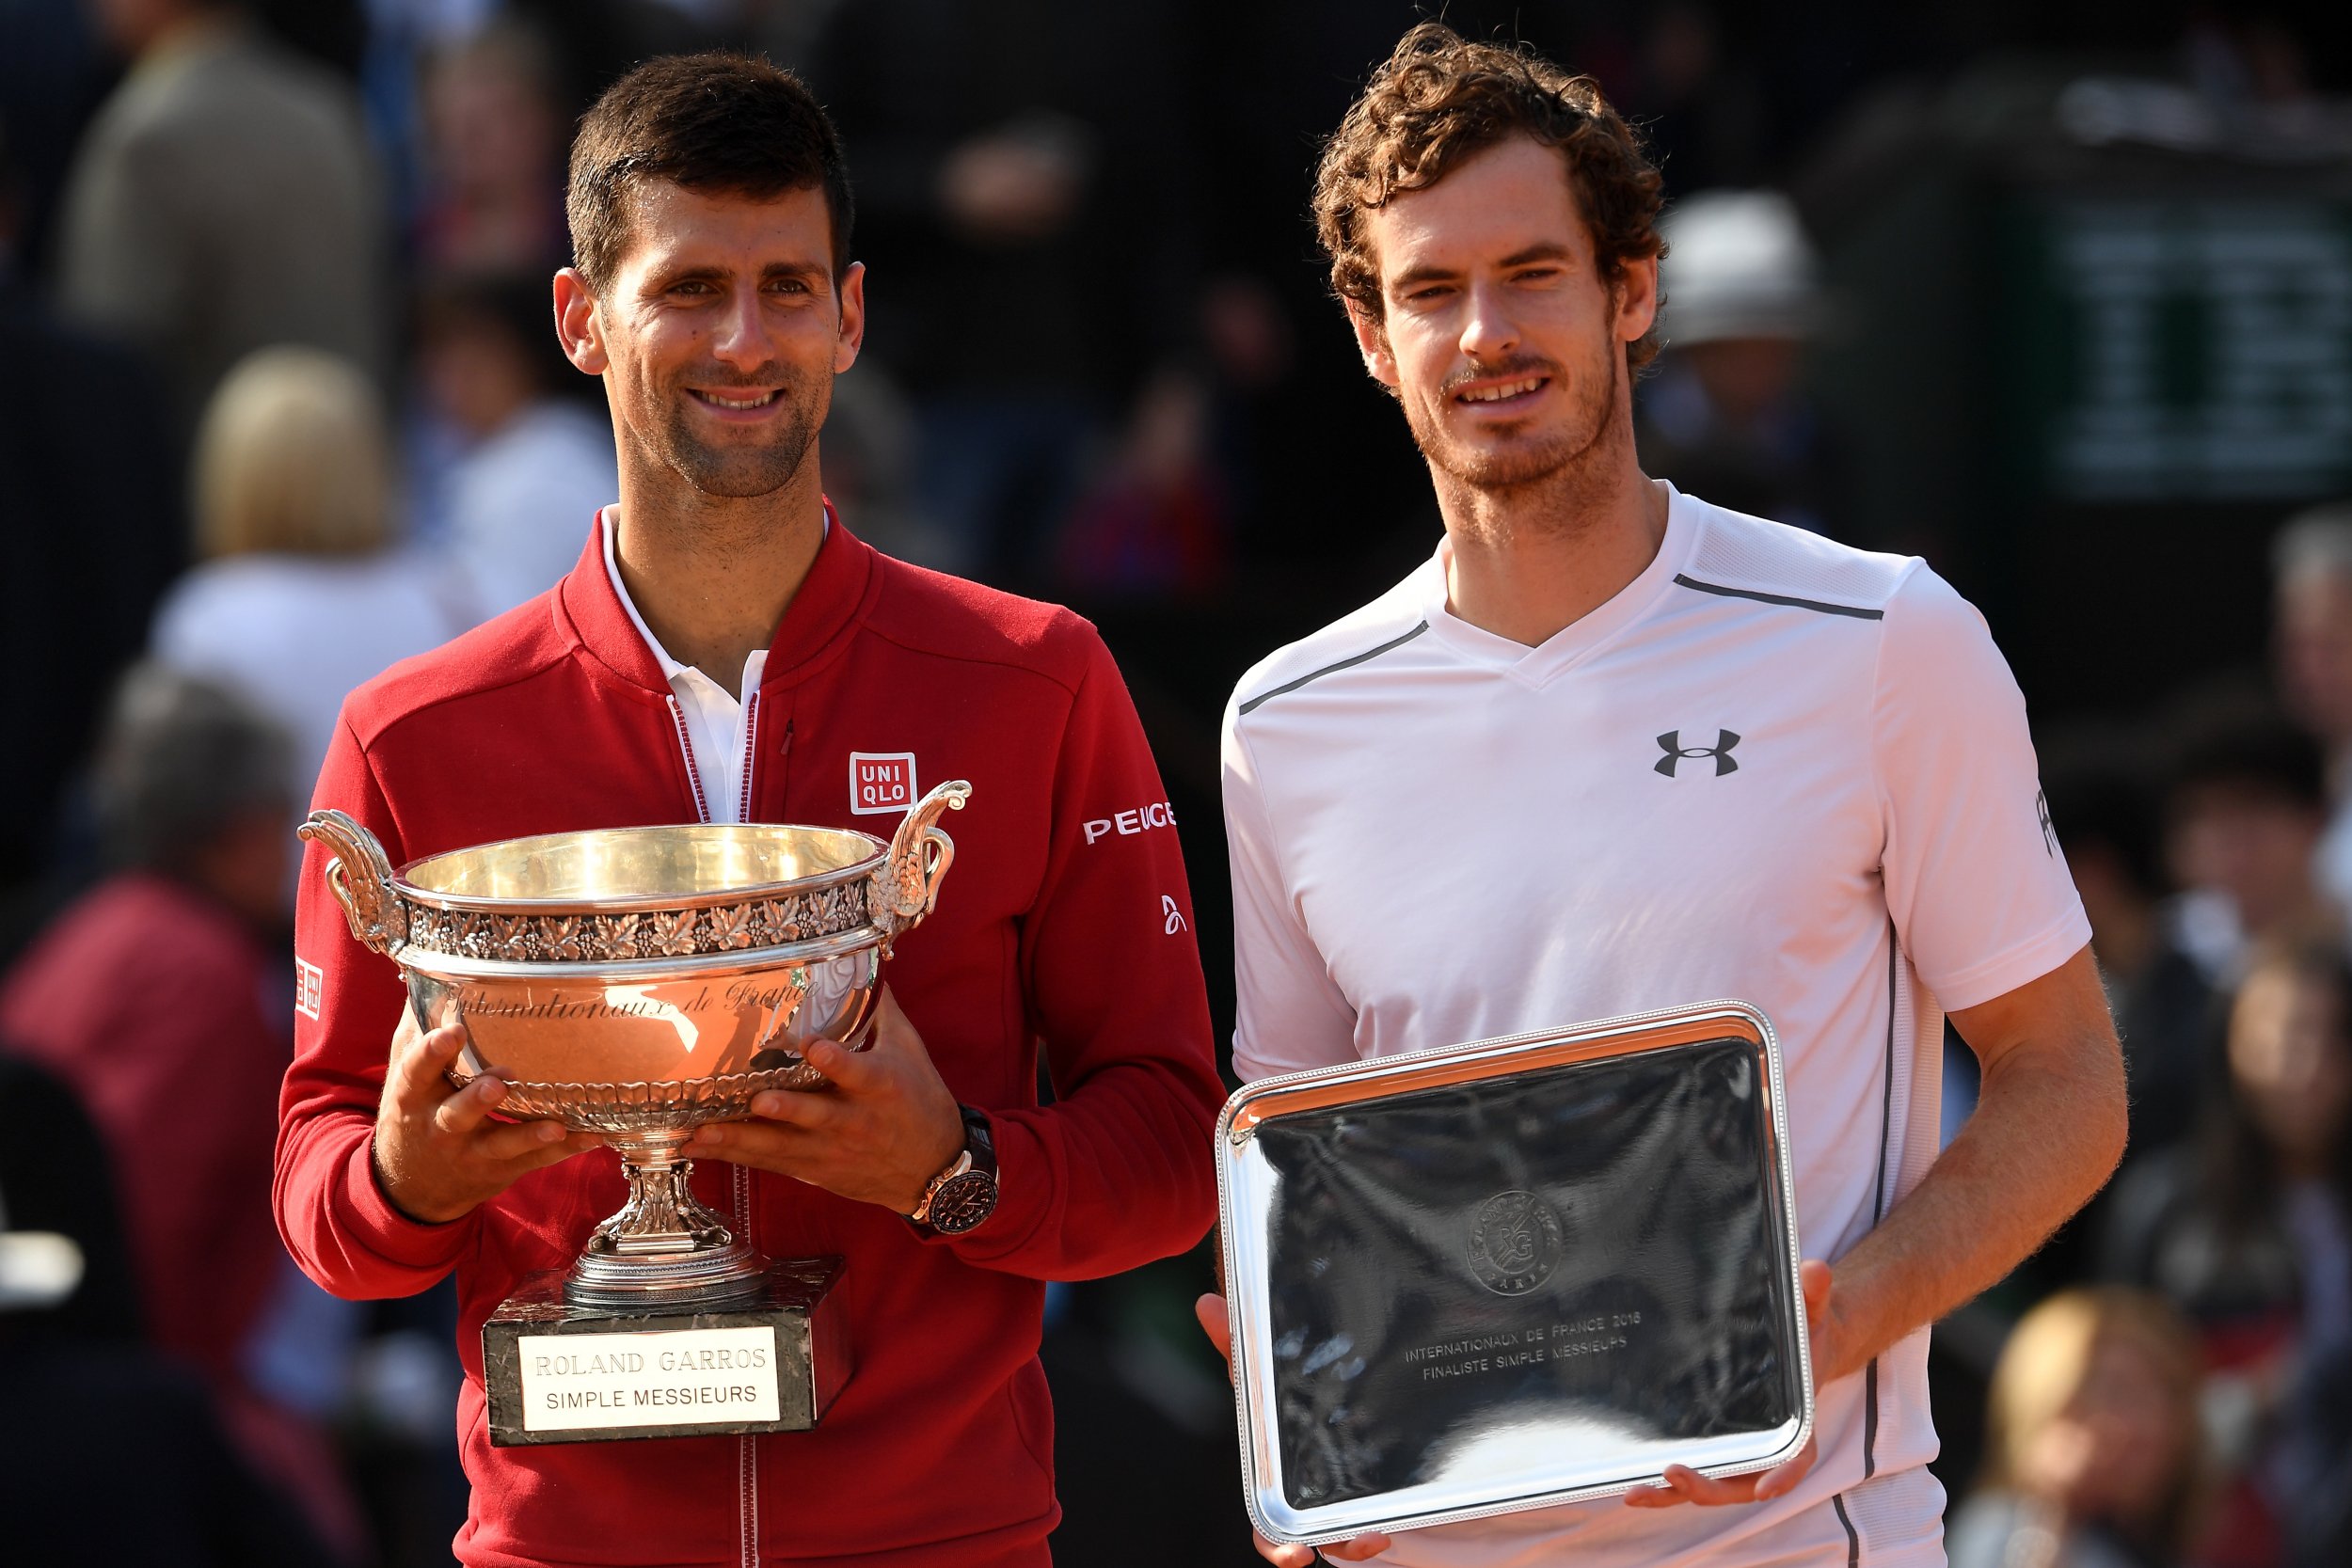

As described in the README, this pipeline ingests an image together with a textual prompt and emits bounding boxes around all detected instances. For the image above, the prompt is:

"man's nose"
[1457,280,1520,359]
[710,287,769,369]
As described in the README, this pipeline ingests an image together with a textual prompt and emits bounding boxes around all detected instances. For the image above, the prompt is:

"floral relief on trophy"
[387,886,887,960]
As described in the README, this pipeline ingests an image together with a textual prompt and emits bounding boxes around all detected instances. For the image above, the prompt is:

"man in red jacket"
[275,53,1226,1568]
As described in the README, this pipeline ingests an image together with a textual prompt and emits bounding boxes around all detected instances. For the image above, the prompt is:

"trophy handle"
[871,780,970,955]
[297,809,410,957]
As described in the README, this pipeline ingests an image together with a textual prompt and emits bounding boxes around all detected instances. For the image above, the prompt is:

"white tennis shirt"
[1222,483,2090,1568]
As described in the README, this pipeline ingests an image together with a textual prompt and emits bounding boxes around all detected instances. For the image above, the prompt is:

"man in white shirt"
[1202,24,2127,1568]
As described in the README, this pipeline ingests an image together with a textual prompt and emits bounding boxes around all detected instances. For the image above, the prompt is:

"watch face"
[926,1170,998,1235]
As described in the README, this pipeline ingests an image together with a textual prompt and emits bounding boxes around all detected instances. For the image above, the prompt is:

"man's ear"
[552,268,608,376]
[1346,299,1400,392]
[834,261,866,374]
[1613,253,1660,345]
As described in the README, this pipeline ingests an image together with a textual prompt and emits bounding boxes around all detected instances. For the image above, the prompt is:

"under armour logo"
[2036,786,2056,856]
[1656,730,1741,778]
[1162,895,1187,935]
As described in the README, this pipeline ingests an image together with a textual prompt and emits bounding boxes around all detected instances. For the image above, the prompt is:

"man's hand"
[687,989,964,1213]
[1194,1291,1393,1565]
[1624,1259,1838,1508]
[373,1010,601,1224]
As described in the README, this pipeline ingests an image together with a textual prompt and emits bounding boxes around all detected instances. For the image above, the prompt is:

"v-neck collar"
[1414,482,1697,687]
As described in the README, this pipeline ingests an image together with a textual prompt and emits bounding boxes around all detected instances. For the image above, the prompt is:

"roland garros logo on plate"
[1467,1189,1565,1296]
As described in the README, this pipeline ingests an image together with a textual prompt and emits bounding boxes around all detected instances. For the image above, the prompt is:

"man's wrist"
[906,1107,1000,1235]
[369,1133,465,1227]
[896,1101,972,1215]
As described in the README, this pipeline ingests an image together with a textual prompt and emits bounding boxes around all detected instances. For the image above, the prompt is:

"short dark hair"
[2165,690,2327,815]
[2039,723,2168,900]
[1313,23,1667,367]
[565,52,854,293]
[94,664,291,875]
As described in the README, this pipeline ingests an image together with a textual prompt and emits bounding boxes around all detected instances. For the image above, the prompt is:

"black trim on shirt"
[1673,574,1885,621]
[1237,622,1432,716]
[1863,923,1899,1479]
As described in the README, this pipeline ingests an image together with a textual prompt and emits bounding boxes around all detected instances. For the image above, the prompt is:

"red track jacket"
[275,517,1225,1568]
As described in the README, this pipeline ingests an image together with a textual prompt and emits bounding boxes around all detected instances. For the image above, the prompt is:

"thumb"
[1799,1259,1833,1324]
[1195,1291,1232,1359]
[803,987,905,1087]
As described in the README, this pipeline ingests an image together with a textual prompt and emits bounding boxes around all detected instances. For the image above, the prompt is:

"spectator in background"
[810,0,1195,584]
[0,664,360,1558]
[1635,188,1842,536]
[2042,726,2213,1161]
[2155,692,2332,995]
[2102,937,2352,1568]
[412,21,568,275]
[1948,1288,2206,1568]
[56,0,387,438]
[0,127,181,953]
[415,273,616,616]
[2271,503,2352,922]
[151,346,467,814]
[1055,365,1231,602]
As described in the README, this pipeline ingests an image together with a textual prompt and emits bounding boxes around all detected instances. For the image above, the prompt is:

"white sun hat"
[1656,189,1825,346]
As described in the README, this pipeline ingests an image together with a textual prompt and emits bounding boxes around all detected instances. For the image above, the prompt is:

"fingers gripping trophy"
[299,780,970,1444]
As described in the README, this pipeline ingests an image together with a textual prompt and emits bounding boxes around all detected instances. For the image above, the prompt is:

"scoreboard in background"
[1810,65,2352,716]
[2030,198,2351,503]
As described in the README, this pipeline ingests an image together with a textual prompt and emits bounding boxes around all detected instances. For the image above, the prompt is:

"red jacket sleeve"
[940,625,1225,1278]
[273,715,475,1298]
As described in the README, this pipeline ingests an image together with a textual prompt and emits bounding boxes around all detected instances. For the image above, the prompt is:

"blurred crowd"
[0,1,2347,1565]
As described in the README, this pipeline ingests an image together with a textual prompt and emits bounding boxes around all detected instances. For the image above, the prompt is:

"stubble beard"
[1402,334,1625,507]
[651,364,829,499]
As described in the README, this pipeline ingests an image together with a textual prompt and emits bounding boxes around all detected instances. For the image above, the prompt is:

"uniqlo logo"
[294,957,324,1020]
[849,752,917,816]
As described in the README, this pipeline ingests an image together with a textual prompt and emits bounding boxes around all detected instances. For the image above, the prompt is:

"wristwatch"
[908,1106,998,1236]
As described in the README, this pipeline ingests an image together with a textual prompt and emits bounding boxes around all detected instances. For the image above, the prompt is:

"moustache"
[1439,357,1561,398]
[674,364,804,391]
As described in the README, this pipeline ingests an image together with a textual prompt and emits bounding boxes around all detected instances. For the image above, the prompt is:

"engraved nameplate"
[481,1259,850,1446]
[517,1326,782,1433]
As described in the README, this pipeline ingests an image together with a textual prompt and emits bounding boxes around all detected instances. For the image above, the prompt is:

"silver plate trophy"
[1217,1002,1813,1545]
[298,781,970,1445]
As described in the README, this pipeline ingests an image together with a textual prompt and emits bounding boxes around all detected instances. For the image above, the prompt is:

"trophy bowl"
[298,781,970,1308]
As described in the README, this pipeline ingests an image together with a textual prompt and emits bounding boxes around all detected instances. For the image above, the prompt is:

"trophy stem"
[565,1131,768,1308]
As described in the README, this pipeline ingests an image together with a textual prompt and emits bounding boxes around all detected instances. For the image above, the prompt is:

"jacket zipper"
[664,690,759,1563]
[664,696,711,826]
[737,1160,757,1568]
[737,690,761,825]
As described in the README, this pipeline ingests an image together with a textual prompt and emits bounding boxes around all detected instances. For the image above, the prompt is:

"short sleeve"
[1872,566,2090,1011]
[1222,710,1358,1084]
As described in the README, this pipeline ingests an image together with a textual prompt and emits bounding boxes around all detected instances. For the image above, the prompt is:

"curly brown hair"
[1313,24,1667,368]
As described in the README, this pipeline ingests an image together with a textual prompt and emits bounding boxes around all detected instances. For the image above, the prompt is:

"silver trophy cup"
[298,782,970,1311]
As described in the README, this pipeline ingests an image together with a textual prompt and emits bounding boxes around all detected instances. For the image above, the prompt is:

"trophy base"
[482,1257,849,1447]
